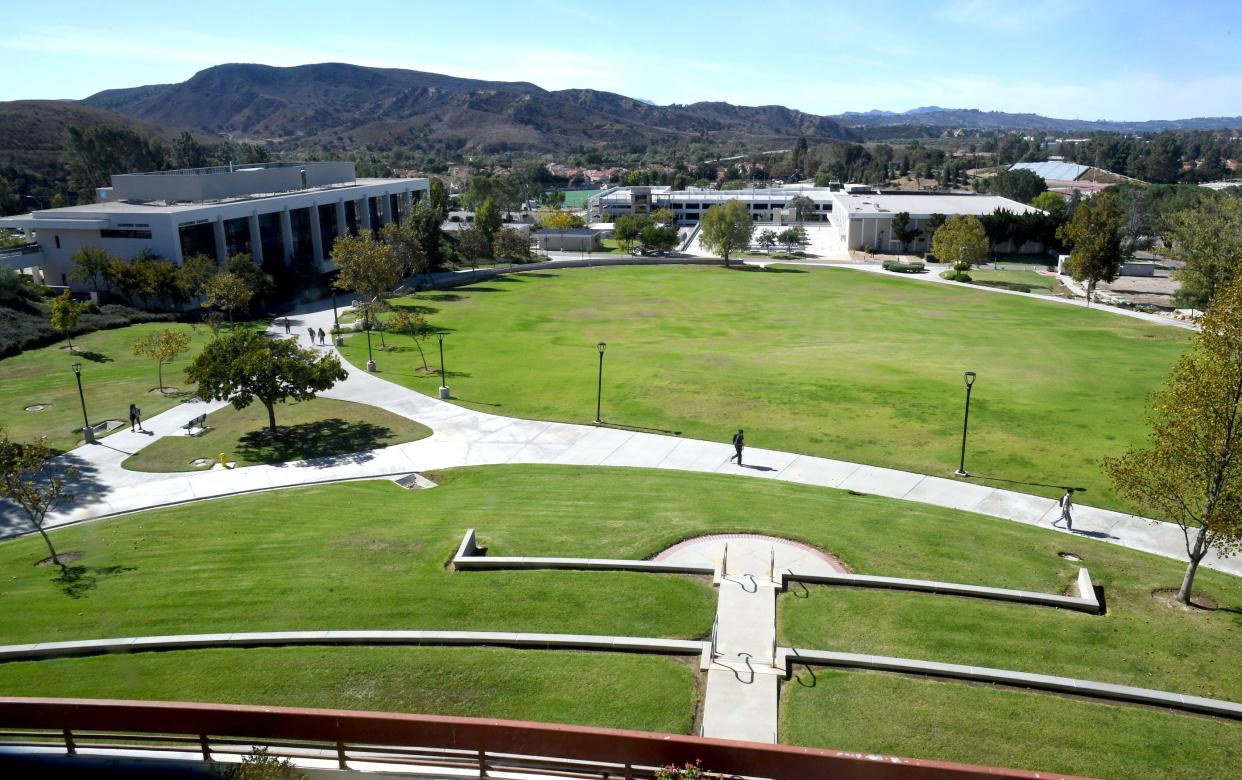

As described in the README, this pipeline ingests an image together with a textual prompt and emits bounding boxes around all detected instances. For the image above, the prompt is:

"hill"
[833,106,1242,134]
[0,99,214,186]
[83,62,856,153]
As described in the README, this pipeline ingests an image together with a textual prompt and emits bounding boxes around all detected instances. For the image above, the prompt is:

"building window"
[54,235,60,249]
[100,228,154,239]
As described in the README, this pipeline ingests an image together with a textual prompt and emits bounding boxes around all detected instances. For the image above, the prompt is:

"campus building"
[0,162,428,288]
[588,184,1043,253]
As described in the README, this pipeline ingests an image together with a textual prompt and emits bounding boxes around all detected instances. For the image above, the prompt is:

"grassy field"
[782,671,1241,780]
[3,466,1238,700]
[0,647,696,733]
[0,321,217,452]
[337,265,1187,511]
[121,397,432,471]
[965,268,1060,294]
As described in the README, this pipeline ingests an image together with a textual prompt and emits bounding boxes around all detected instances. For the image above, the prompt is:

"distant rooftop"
[839,192,1040,218]
[111,161,358,204]
[1010,161,1090,181]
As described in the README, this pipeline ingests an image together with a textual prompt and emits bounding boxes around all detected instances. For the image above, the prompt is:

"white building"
[0,162,428,288]
[588,184,1043,253]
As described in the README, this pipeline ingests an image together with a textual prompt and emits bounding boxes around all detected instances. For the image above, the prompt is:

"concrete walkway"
[3,294,1235,582]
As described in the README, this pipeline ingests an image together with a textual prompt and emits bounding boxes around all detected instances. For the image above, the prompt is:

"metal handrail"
[709,614,719,660]
[721,542,728,577]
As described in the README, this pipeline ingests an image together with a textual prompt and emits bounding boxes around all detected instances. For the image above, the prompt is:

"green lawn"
[0,321,218,452]
[121,397,432,471]
[782,671,1241,780]
[337,265,1187,511]
[0,647,696,733]
[966,268,1060,294]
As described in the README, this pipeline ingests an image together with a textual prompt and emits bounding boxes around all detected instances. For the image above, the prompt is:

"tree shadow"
[53,563,137,598]
[236,418,393,466]
[420,293,463,303]
[75,350,113,363]
[0,454,109,540]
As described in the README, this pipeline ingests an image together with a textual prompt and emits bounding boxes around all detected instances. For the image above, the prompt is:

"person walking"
[128,403,143,432]
[283,317,290,335]
[308,327,316,345]
[318,327,326,346]
[729,428,745,465]
[1057,488,1075,531]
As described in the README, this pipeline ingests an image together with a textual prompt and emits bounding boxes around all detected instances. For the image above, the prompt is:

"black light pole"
[593,342,607,424]
[955,371,977,477]
[72,363,94,444]
[331,289,339,330]
[437,332,450,399]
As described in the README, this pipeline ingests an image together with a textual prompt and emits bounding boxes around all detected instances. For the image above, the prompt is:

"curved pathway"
[3,289,1234,579]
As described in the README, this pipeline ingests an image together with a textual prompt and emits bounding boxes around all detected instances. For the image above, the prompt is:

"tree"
[1058,192,1123,305]
[539,211,584,230]
[227,253,273,306]
[890,211,921,252]
[185,328,347,432]
[612,214,650,253]
[699,200,755,266]
[388,309,431,371]
[50,290,84,351]
[638,225,679,255]
[777,224,808,252]
[0,431,77,568]
[1031,191,1069,225]
[474,196,503,245]
[171,131,208,169]
[68,247,113,294]
[930,214,989,270]
[651,208,677,227]
[178,254,219,300]
[757,230,778,253]
[493,228,532,263]
[132,328,192,394]
[331,232,403,308]
[986,168,1047,203]
[427,177,450,221]
[203,272,253,324]
[1164,196,1242,312]
[456,226,493,267]
[788,195,816,222]
[1103,275,1242,605]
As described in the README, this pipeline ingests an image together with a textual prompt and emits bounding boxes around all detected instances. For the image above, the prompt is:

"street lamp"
[331,289,343,345]
[593,342,607,424]
[72,363,95,444]
[955,371,977,477]
[437,332,450,399]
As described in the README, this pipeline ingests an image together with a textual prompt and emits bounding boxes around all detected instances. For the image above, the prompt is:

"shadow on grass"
[53,563,137,598]
[74,350,113,363]
[237,418,392,467]
[727,264,808,274]
[596,422,682,435]
[420,293,463,303]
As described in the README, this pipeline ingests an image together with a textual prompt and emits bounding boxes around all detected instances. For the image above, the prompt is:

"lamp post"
[593,342,607,424]
[437,332,450,399]
[331,289,343,345]
[955,371,977,477]
[72,363,94,444]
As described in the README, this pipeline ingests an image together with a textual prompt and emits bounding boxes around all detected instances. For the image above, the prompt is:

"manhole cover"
[1059,552,1082,561]
[24,403,51,412]
[190,458,213,468]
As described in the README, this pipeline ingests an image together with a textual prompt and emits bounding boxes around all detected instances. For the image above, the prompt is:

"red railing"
[0,698,1089,779]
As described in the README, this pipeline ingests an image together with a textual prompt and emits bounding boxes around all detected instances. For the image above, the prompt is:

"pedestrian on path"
[1057,488,1075,531]
[307,327,316,345]
[318,327,326,345]
[729,429,745,465]
[283,317,290,335]
[129,403,143,432]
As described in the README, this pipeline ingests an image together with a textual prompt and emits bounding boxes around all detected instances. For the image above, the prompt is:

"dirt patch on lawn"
[35,550,84,567]
[1152,588,1219,611]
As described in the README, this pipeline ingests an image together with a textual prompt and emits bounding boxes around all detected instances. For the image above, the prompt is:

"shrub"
[0,303,180,359]
[940,270,973,283]
[883,261,925,273]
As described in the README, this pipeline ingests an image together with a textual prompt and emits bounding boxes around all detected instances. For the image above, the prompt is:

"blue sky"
[5,0,1241,120]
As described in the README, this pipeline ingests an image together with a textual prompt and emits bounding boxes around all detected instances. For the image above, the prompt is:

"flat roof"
[1010,161,1090,181]
[535,228,602,235]
[837,193,1040,218]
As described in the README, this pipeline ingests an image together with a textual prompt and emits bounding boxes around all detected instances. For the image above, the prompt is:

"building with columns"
[0,162,428,289]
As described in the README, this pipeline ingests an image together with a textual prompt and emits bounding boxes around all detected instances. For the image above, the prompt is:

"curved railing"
[0,698,1074,779]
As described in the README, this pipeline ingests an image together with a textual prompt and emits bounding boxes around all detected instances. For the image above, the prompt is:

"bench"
[182,413,208,435]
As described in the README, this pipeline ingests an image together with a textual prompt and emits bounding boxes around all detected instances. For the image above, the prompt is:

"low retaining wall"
[426,255,725,290]
[780,649,1242,721]
[452,528,715,575]
[783,567,1101,614]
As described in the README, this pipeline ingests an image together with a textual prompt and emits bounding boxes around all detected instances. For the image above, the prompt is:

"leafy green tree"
[63,124,166,196]
[757,230,777,253]
[788,195,816,222]
[427,177,450,221]
[474,196,503,245]
[1103,274,1242,605]
[171,131,208,169]
[227,253,273,305]
[388,309,431,371]
[1031,191,1068,225]
[132,328,192,394]
[699,200,755,266]
[203,272,253,324]
[49,290,84,351]
[0,431,77,568]
[185,328,347,432]
[986,168,1047,203]
[331,232,403,307]
[179,254,219,300]
[890,212,921,252]
[539,211,584,230]
[456,226,492,267]
[68,246,113,294]
[1164,196,1242,312]
[778,224,808,252]
[1058,192,1123,305]
[651,208,677,227]
[493,228,532,262]
[612,214,650,253]
[930,214,989,270]
[638,225,679,255]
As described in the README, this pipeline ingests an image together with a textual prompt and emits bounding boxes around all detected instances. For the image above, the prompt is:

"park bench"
[182,413,208,435]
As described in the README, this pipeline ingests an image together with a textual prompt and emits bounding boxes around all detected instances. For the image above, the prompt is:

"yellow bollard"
[218,452,228,468]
